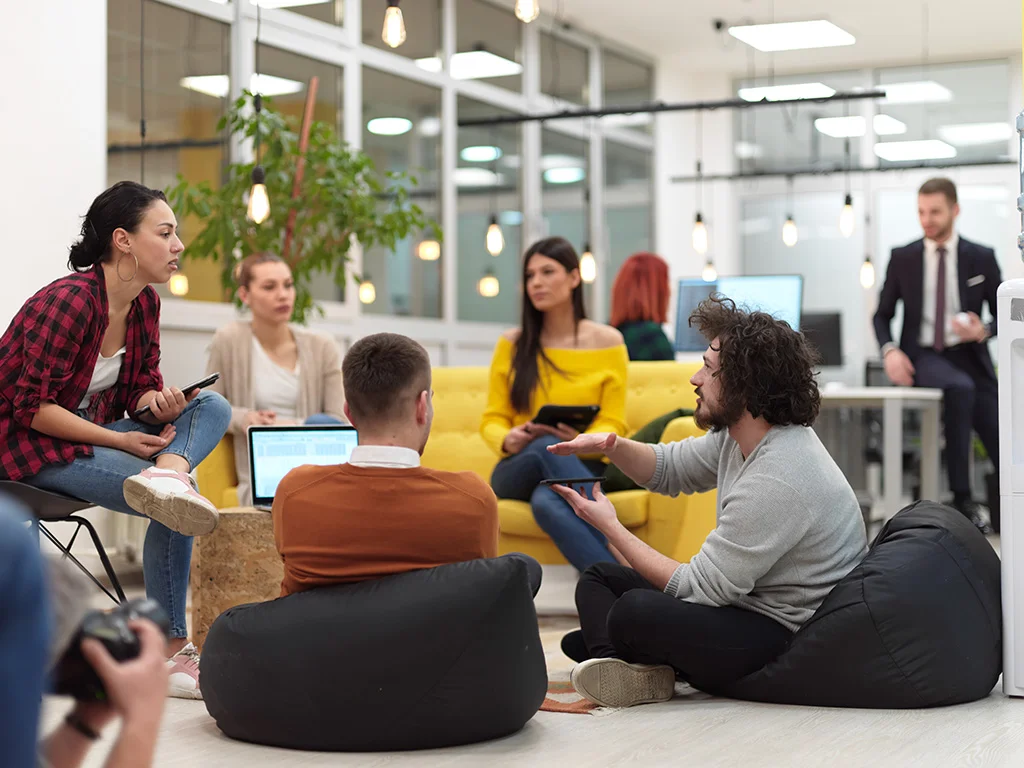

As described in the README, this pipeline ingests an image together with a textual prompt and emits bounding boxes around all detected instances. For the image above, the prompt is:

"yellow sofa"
[195,360,717,566]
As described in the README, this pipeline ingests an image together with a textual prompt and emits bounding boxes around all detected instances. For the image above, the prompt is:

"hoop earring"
[116,251,139,283]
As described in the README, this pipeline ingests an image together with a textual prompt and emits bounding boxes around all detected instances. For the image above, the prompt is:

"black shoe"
[560,629,590,663]
[953,499,994,536]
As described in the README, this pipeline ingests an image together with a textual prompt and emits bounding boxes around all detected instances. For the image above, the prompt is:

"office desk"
[820,387,943,520]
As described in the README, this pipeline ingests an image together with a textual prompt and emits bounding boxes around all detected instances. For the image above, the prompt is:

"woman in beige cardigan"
[206,253,345,505]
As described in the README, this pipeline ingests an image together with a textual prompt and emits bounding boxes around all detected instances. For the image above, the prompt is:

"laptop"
[247,424,359,511]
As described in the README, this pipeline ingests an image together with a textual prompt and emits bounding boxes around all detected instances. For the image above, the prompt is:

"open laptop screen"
[248,425,358,507]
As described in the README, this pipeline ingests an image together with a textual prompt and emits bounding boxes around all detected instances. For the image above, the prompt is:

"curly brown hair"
[689,295,822,427]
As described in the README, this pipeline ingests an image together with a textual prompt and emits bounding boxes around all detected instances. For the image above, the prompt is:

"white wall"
[653,60,737,338]
[0,1,107,329]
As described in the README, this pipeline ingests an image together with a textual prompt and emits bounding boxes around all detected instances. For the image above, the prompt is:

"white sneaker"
[167,642,203,700]
[570,658,676,708]
[123,468,219,536]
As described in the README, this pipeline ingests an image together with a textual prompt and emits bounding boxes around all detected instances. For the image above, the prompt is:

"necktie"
[934,245,947,352]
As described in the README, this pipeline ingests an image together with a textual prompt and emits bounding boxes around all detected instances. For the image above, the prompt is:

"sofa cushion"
[714,501,1001,708]
[498,489,649,539]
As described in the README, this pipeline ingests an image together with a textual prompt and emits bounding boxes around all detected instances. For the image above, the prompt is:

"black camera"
[53,598,171,702]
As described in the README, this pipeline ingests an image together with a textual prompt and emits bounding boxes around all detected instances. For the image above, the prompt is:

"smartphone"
[538,476,605,487]
[133,372,221,418]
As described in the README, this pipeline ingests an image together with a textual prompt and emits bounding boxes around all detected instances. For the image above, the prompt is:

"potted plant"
[166,91,440,323]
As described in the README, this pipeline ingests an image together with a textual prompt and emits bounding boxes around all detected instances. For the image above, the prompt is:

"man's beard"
[694,399,740,432]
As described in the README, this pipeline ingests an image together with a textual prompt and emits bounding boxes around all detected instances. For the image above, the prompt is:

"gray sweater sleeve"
[643,430,724,497]
[664,474,813,604]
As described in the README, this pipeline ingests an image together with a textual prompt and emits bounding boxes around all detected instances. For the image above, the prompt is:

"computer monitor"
[801,312,843,367]
[674,274,804,353]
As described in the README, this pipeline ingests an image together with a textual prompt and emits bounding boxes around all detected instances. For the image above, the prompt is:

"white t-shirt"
[79,347,126,410]
[252,337,300,420]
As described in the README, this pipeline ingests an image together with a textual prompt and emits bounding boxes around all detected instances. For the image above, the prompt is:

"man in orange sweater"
[273,332,527,597]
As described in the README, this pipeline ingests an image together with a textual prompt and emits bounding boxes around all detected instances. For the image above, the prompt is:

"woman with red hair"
[610,252,674,361]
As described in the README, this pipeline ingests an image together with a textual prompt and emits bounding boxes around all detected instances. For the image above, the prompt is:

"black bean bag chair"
[714,500,1001,708]
[201,557,547,751]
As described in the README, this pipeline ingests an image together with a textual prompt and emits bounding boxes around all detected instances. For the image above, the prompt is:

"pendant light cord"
[139,0,146,184]
[696,110,703,211]
[255,2,262,167]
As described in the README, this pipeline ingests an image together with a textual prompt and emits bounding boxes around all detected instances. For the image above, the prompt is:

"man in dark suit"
[873,177,1001,534]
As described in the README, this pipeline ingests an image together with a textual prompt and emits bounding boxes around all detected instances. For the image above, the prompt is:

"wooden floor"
[41,562,1024,767]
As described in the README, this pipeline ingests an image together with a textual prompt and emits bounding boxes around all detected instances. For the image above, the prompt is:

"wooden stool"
[190,506,282,652]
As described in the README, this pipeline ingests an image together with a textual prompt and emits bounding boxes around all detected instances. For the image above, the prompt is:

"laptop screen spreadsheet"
[251,429,359,501]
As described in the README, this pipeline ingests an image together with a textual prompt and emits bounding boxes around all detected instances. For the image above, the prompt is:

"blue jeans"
[490,434,616,572]
[26,390,232,638]
[0,497,50,768]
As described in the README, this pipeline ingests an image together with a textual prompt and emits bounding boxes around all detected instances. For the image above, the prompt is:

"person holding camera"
[40,619,169,768]
[0,181,232,699]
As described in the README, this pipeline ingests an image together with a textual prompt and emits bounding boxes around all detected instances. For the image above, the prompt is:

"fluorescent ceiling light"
[540,154,584,170]
[417,117,441,137]
[728,20,855,52]
[937,122,1013,147]
[600,113,653,129]
[180,73,304,99]
[460,145,503,163]
[416,50,523,80]
[734,142,763,159]
[874,140,956,162]
[454,168,501,187]
[544,167,586,184]
[813,114,908,138]
[738,82,835,102]
[881,81,953,104]
[366,117,413,136]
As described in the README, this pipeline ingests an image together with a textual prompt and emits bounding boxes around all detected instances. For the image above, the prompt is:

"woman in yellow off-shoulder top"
[481,237,629,571]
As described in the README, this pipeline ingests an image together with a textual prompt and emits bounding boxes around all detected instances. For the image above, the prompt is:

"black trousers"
[912,346,999,497]
[570,563,793,692]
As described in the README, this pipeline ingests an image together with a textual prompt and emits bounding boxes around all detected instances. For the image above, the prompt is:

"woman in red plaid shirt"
[0,181,232,700]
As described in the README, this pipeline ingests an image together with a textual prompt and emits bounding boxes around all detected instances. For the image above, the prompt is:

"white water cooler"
[999,277,1024,696]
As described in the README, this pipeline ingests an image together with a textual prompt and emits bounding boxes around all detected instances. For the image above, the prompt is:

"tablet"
[532,404,600,432]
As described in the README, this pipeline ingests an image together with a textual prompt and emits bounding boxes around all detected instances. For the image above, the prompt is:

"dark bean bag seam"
[390,567,538,727]
[859,576,930,708]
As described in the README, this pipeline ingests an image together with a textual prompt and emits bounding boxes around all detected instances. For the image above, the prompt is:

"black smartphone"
[133,372,221,418]
[538,476,605,487]
[532,404,600,432]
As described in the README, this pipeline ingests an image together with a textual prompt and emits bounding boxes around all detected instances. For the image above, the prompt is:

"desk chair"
[0,481,126,604]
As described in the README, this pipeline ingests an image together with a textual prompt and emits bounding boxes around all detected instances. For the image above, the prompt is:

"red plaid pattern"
[0,265,164,481]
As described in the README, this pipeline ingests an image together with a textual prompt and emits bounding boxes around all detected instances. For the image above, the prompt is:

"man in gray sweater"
[549,296,868,708]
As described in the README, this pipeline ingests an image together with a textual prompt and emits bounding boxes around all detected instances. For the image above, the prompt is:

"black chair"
[0,481,126,604]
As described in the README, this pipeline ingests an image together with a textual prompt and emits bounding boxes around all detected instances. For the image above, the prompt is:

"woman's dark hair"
[689,295,822,427]
[509,236,587,413]
[235,252,289,288]
[68,181,168,272]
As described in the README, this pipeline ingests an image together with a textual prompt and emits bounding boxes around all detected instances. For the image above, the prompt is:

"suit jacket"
[872,236,1001,379]
[205,320,346,504]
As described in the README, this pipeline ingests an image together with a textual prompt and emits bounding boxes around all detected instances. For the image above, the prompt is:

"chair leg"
[38,520,126,605]
[69,515,128,604]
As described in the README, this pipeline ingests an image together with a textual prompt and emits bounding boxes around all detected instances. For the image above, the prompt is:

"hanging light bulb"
[692,213,708,255]
[485,215,505,256]
[580,246,597,283]
[382,0,406,48]
[168,273,189,297]
[515,0,540,23]
[701,260,718,283]
[247,165,270,224]
[782,215,799,247]
[417,239,440,261]
[478,269,500,298]
[860,256,876,289]
[358,276,377,305]
[839,194,855,238]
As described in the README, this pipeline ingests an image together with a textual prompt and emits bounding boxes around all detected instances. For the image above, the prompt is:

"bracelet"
[65,710,101,741]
